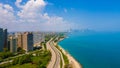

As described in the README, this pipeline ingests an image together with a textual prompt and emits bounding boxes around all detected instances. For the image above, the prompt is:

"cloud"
[0,0,73,32]
[15,0,23,8]
[0,3,16,28]
[3,4,14,12]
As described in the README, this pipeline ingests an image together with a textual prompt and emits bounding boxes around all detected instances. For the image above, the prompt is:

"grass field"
[0,50,51,68]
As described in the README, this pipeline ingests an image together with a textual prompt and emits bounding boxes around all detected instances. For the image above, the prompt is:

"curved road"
[47,39,64,68]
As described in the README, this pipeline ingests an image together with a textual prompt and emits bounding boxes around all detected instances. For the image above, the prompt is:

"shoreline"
[57,38,82,68]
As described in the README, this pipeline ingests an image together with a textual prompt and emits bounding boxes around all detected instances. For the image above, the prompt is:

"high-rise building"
[0,28,8,52]
[7,40,10,51]
[23,32,33,52]
[0,28,4,52]
[3,29,8,48]
[9,36,17,53]
[17,33,23,48]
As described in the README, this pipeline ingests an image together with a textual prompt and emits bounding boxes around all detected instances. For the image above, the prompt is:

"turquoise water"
[59,32,120,68]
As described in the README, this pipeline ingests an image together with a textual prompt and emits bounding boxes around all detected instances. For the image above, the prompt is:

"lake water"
[59,32,120,68]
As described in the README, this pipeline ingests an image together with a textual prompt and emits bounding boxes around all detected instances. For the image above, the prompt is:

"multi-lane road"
[47,39,65,68]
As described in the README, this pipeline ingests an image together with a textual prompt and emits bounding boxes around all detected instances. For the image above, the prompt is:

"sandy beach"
[58,45,82,68]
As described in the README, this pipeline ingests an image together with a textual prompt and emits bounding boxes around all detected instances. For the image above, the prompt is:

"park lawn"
[8,50,51,68]
[9,63,37,68]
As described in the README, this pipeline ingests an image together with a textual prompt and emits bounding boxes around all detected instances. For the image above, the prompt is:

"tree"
[18,57,23,65]
[12,58,19,65]
[17,47,25,54]
[0,57,3,62]
[3,48,8,52]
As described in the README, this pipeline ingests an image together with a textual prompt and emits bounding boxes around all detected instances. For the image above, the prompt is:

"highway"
[47,39,65,68]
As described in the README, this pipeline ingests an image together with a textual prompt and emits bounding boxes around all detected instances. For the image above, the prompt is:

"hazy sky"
[0,0,120,32]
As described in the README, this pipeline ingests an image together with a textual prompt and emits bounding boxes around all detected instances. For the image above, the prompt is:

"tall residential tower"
[9,36,17,53]
[0,28,7,52]
[17,33,23,48]
[23,32,33,52]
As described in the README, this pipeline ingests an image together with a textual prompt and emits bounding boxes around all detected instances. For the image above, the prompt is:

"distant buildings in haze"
[33,32,45,47]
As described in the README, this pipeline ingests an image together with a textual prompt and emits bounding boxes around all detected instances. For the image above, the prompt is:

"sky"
[0,0,120,32]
